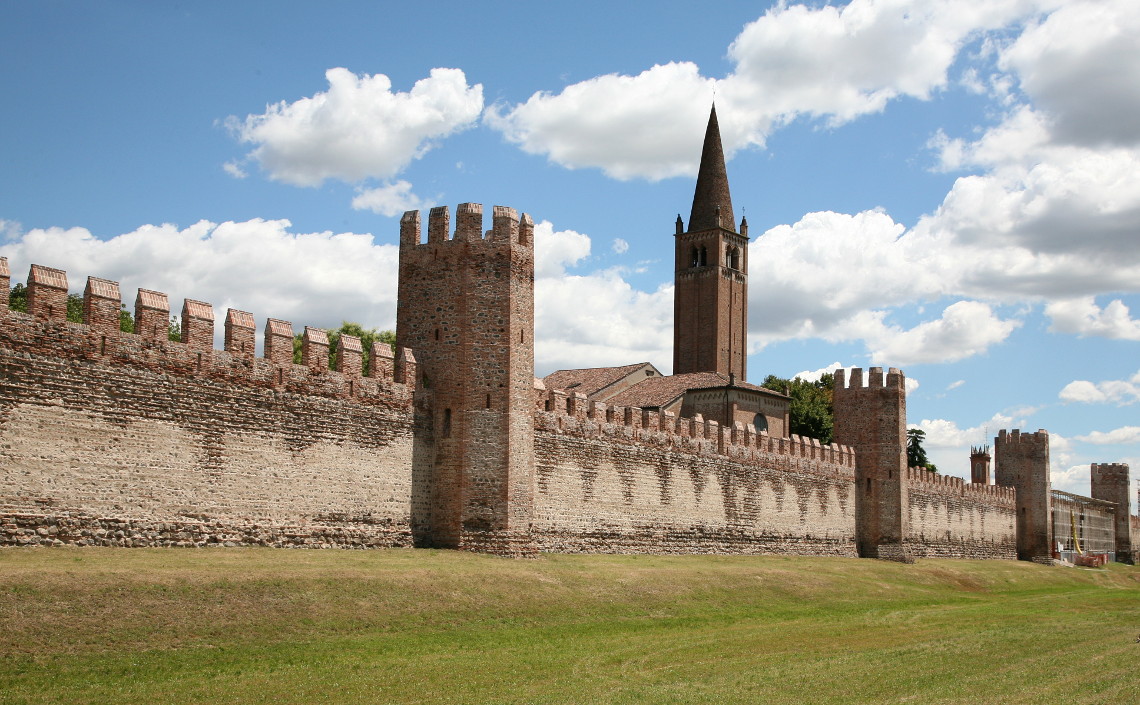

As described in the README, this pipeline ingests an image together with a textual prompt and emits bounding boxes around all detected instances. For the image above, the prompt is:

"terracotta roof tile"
[607,371,786,409]
[543,362,654,397]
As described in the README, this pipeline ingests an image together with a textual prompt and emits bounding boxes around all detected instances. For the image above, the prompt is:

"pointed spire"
[687,104,735,233]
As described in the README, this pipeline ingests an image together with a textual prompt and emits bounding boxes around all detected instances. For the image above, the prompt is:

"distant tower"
[673,105,749,380]
[994,429,1053,562]
[833,367,911,561]
[396,203,536,556]
[1091,463,1133,563]
[970,445,991,484]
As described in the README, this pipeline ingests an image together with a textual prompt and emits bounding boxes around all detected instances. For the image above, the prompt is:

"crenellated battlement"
[537,386,856,478]
[994,428,1049,449]
[399,203,534,250]
[833,366,905,390]
[906,467,1015,505]
[1091,462,1130,481]
[0,257,417,402]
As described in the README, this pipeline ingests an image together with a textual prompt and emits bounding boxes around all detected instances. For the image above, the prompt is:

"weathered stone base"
[903,539,1017,561]
[458,529,538,558]
[534,526,857,557]
[0,511,414,549]
[871,542,916,564]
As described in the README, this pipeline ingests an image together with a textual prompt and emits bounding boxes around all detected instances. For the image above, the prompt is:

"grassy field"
[1,547,1137,704]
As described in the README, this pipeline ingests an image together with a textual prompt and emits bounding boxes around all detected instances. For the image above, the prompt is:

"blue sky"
[2,1,1137,501]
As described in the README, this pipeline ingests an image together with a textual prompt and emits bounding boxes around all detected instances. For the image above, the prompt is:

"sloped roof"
[606,371,786,410]
[543,362,658,398]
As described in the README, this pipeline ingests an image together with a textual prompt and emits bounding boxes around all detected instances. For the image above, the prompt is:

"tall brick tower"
[1091,463,1133,563]
[994,429,1053,562]
[674,105,749,379]
[396,203,536,556]
[833,367,911,561]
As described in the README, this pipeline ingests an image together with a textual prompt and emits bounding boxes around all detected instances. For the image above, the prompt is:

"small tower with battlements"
[1091,462,1133,563]
[994,429,1053,562]
[396,203,536,556]
[674,105,749,380]
[970,445,991,485]
[833,367,911,561]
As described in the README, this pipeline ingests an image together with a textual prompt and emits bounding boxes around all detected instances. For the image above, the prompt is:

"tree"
[761,373,834,444]
[907,428,938,472]
[292,322,396,373]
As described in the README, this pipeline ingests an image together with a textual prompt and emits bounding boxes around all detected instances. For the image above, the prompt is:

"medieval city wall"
[531,389,858,555]
[903,468,1017,560]
[0,263,428,549]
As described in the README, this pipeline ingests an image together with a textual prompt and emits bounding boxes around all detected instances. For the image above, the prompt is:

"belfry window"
[690,246,699,267]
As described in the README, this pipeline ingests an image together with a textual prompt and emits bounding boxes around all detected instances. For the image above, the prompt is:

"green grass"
[2,548,1137,704]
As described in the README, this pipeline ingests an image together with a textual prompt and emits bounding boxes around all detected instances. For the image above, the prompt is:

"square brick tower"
[396,203,536,556]
[994,429,1053,562]
[674,105,749,380]
[833,367,911,561]
[1091,463,1133,563]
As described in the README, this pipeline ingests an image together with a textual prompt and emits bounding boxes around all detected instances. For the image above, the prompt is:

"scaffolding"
[1052,490,1117,563]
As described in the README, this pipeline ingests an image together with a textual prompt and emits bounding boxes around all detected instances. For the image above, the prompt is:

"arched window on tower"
[726,246,740,270]
[699,246,707,266]
[690,246,699,268]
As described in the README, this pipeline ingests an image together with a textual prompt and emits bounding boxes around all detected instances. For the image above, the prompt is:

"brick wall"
[904,468,1017,559]
[0,280,428,549]
[531,393,858,555]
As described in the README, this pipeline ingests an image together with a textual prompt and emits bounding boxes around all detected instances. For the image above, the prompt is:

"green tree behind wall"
[291,322,396,373]
[761,372,835,444]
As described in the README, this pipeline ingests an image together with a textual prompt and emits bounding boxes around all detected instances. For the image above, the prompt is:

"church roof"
[605,371,786,410]
[542,362,660,399]
[687,105,736,233]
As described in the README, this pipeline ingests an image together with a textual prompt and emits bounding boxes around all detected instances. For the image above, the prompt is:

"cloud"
[1000,0,1140,148]
[915,412,1015,449]
[351,181,430,217]
[868,301,1020,365]
[533,221,591,278]
[486,0,1055,180]
[1075,426,1140,445]
[2,220,401,338]
[486,62,717,180]
[793,362,844,383]
[947,380,965,390]
[228,67,483,187]
[611,238,629,255]
[1045,297,1140,340]
[1059,369,1140,406]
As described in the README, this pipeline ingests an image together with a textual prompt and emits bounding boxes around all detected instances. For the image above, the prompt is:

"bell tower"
[673,105,749,379]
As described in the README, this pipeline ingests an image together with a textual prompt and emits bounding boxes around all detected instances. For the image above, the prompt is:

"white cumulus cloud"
[1045,297,1140,340]
[1075,426,1140,445]
[1059,369,1140,406]
[228,67,483,188]
[351,181,431,217]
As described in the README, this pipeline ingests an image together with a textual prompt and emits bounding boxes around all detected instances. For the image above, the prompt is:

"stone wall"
[531,393,858,555]
[903,468,1017,560]
[0,271,429,549]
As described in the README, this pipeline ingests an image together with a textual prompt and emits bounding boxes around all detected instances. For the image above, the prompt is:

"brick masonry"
[533,391,858,555]
[904,468,1016,559]
[0,273,430,549]
[0,216,1129,561]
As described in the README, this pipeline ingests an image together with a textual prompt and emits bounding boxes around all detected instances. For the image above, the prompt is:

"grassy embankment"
[1,547,1137,704]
